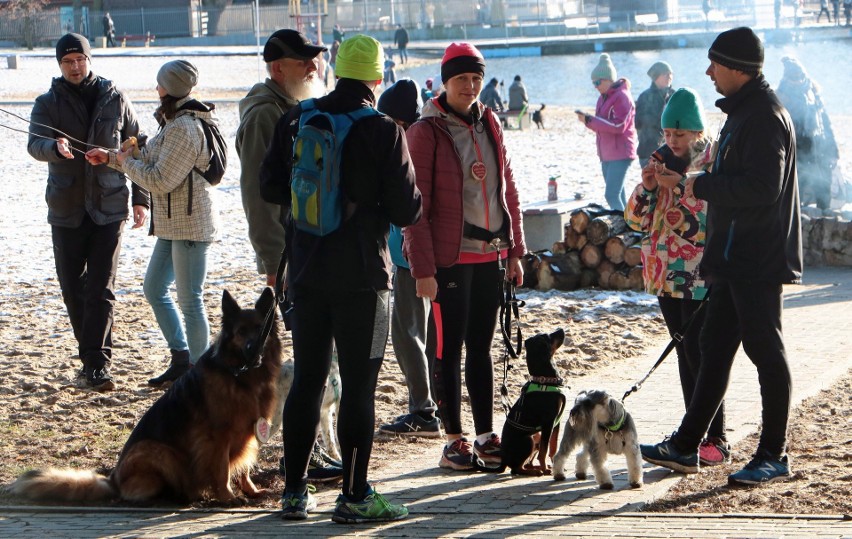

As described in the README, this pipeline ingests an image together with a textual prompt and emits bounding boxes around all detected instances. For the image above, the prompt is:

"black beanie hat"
[56,33,92,63]
[378,79,422,125]
[708,27,764,75]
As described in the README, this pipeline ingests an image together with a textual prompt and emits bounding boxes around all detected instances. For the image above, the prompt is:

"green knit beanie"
[591,53,616,81]
[334,34,384,81]
[661,88,705,131]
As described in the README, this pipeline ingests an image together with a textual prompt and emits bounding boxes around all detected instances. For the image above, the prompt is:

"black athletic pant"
[657,295,725,440]
[51,215,124,369]
[282,285,389,501]
[431,261,501,436]
[672,279,791,457]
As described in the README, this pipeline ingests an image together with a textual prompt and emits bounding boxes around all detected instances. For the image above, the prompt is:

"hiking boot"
[728,450,790,486]
[84,365,115,392]
[332,486,408,524]
[379,413,441,437]
[640,436,699,474]
[439,437,474,471]
[148,349,190,386]
[699,437,732,466]
[281,485,317,520]
[473,433,502,468]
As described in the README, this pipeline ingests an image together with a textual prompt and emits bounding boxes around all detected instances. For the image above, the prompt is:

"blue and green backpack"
[290,99,380,236]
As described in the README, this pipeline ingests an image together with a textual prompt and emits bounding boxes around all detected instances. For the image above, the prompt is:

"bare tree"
[2,0,50,50]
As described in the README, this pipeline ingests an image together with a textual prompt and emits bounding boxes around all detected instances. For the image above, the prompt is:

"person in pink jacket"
[576,53,638,211]
[403,42,526,472]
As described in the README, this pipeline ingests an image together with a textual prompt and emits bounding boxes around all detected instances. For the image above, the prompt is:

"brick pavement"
[2,266,850,538]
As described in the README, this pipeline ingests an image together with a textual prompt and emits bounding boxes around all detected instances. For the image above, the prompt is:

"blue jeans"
[601,158,633,211]
[143,238,211,363]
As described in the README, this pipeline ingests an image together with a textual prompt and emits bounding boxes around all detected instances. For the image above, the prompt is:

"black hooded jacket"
[693,75,802,284]
[259,79,422,291]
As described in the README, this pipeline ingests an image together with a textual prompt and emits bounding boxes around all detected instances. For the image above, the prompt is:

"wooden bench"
[121,32,156,47]
[496,104,530,131]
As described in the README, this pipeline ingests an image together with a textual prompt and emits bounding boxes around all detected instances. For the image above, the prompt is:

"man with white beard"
[236,29,326,288]
[235,29,341,483]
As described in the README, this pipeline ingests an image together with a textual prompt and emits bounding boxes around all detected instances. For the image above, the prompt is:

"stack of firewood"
[522,205,646,292]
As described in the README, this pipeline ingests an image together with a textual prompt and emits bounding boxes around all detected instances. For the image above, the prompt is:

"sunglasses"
[593,79,605,87]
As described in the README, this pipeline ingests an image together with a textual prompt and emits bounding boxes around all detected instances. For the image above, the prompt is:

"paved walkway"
[2,267,851,538]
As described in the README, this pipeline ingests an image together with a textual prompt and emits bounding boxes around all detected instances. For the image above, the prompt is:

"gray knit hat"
[647,61,673,80]
[156,60,199,98]
[591,53,616,81]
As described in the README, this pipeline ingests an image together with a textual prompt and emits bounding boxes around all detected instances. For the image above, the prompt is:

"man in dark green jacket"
[641,27,802,488]
[28,33,148,391]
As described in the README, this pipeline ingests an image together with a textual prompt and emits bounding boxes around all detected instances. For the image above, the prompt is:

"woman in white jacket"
[87,60,220,385]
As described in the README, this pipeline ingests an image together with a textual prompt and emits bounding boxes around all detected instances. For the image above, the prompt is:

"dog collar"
[601,408,626,432]
[529,375,564,387]
[526,381,564,394]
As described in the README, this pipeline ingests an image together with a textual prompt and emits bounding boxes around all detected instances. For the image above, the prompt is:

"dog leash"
[621,291,710,402]
[494,239,525,413]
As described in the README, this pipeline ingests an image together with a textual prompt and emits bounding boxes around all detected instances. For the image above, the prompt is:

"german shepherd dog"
[552,389,643,489]
[477,329,567,475]
[10,288,282,505]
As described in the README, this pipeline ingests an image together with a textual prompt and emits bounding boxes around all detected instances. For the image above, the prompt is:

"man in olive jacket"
[641,27,802,488]
[236,29,326,286]
[28,34,148,391]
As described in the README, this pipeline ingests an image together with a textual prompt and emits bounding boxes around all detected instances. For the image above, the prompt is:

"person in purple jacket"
[576,53,638,211]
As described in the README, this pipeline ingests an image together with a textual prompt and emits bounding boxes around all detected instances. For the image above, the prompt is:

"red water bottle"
[547,175,559,201]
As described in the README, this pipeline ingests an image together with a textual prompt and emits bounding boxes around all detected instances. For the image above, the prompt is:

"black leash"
[622,291,710,402]
[496,240,525,413]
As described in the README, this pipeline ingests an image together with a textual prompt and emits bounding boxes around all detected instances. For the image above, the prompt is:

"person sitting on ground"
[625,87,731,468]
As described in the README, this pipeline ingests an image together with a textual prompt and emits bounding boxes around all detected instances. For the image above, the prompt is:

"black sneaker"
[379,413,441,437]
[314,443,343,468]
[279,445,344,483]
[85,365,115,392]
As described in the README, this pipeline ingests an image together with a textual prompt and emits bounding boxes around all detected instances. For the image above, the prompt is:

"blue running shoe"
[728,451,790,486]
[640,437,699,474]
[281,485,317,520]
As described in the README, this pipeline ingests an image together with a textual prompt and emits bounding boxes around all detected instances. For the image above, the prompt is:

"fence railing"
[0,0,821,47]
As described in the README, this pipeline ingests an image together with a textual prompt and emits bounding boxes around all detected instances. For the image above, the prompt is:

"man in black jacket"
[28,34,148,391]
[260,35,421,523]
[641,27,802,487]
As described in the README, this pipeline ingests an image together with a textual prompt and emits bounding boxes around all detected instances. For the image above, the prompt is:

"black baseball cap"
[263,29,327,62]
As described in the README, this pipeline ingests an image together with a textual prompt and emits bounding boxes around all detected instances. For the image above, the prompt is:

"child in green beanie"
[624,87,731,468]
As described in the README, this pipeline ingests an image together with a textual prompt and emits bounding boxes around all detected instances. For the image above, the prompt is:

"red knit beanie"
[441,42,485,84]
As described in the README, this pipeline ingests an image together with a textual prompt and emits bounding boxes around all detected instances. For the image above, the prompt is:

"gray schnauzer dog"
[552,389,643,489]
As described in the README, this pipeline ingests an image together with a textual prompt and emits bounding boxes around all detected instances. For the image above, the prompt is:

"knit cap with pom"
[591,53,617,81]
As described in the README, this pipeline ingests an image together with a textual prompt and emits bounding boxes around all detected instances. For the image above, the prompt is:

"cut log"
[608,265,631,290]
[628,266,644,291]
[603,233,641,265]
[586,214,628,246]
[596,259,616,289]
[569,208,592,234]
[564,226,589,251]
[579,243,602,269]
[552,241,567,255]
[536,252,582,291]
[623,245,643,268]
